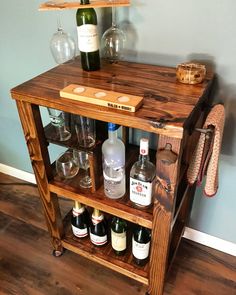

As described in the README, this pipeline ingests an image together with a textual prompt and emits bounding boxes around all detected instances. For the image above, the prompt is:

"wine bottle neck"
[93,208,101,217]
[80,0,90,5]
[92,209,104,225]
[74,201,82,210]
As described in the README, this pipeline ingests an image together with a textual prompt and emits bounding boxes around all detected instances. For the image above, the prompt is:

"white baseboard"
[0,163,235,257]
[0,163,36,184]
[183,227,236,256]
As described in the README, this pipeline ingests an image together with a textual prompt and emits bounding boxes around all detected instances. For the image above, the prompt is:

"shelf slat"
[49,143,154,228]
[50,179,153,228]
[39,0,130,11]
[62,211,149,285]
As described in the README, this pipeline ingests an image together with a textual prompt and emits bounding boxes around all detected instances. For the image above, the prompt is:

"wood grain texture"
[39,0,130,11]
[62,212,149,285]
[16,101,64,252]
[1,173,235,295]
[49,144,153,229]
[11,59,214,139]
[148,136,183,295]
[10,59,216,295]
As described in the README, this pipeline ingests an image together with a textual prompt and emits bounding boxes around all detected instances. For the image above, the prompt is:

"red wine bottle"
[71,201,89,238]
[132,225,151,266]
[89,208,107,246]
[76,0,100,71]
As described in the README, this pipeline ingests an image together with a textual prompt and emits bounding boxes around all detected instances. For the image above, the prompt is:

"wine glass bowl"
[101,4,126,63]
[56,150,79,179]
[50,28,76,64]
[74,115,96,148]
[73,150,92,188]
[101,25,126,63]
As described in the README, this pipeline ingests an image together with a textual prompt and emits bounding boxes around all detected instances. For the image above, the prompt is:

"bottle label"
[90,232,107,246]
[92,214,104,225]
[140,138,149,155]
[132,237,150,260]
[72,207,85,217]
[49,115,64,127]
[71,225,88,238]
[130,178,153,206]
[77,24,99,52]
[111,230,126,251]
[103,168,125,198]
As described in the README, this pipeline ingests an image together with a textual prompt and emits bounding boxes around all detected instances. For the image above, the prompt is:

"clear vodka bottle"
[102,123,126,199]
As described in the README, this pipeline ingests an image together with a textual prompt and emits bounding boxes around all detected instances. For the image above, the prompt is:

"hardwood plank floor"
[0,172,235,295]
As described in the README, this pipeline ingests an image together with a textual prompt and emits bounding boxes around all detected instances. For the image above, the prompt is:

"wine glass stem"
[84,168,90,181]
[56,11,62,30]
[112,6,117,27]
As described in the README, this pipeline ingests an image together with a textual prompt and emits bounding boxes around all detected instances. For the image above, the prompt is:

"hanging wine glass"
[50,9,76,64]
[101,1,126,63]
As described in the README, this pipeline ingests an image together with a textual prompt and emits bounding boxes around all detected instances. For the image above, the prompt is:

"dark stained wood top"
[11,59,214,138]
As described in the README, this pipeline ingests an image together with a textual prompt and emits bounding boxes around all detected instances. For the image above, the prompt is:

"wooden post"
[16,101,64,254]
[148,135,183,295]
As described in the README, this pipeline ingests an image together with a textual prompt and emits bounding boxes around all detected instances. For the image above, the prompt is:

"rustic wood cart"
[11,59,214,295]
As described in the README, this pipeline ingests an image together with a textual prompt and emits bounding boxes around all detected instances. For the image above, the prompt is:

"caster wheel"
[52,249,64,257]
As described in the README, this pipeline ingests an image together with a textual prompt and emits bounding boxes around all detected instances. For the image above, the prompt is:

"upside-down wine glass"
[50,7,76,64]
[101,1,126,63]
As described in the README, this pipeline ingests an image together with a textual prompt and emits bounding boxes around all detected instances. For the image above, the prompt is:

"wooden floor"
[0,173,235,295]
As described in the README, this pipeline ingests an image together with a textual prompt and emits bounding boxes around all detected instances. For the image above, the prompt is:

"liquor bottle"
[89,208,107,246]
[76,0,100,71]
[111,216,127,255]
[130,138,156,208]
[132,226,151,266]
[102,123,126,199]
[71,201,89,238]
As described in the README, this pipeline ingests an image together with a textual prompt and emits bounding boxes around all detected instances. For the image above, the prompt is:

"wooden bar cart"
[11,59,214,295]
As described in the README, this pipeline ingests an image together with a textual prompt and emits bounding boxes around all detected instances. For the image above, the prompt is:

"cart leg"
[16,101,64,253]
[148,135,183,295]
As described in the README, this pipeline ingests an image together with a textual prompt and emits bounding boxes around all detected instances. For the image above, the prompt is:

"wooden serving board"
[60,84,144,112]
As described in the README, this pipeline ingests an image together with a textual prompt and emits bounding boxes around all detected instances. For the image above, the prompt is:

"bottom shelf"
[62,212,149,285]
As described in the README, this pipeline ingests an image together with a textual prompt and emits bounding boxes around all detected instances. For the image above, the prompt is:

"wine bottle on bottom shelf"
[76,0,100,71]
[132,226,151,266]
[130,138,156,208]
[71,201,89,238]
[89,208,107,246]
[111,216,127,256]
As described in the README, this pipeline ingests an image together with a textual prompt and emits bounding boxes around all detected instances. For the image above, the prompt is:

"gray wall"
[0,1,235,243]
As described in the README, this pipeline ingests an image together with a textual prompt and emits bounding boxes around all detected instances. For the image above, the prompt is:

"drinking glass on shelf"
[101,1,126,63]
[47,108,71,141]
[56,150,79,179]
[74,115,96,148]
[73,150,92,188]
[50,8,76,64]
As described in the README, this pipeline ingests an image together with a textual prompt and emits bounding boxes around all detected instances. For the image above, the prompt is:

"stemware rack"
[11,59,214,295]
[39,0,130,11]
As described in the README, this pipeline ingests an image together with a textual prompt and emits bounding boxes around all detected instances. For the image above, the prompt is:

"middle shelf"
[50,179,153,229]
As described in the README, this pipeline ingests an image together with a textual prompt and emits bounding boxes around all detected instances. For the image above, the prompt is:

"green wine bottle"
[111,216,127,255]
[76,0,100,71]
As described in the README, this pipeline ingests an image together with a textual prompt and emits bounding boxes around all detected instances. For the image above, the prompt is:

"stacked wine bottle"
[71,201,151,266]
